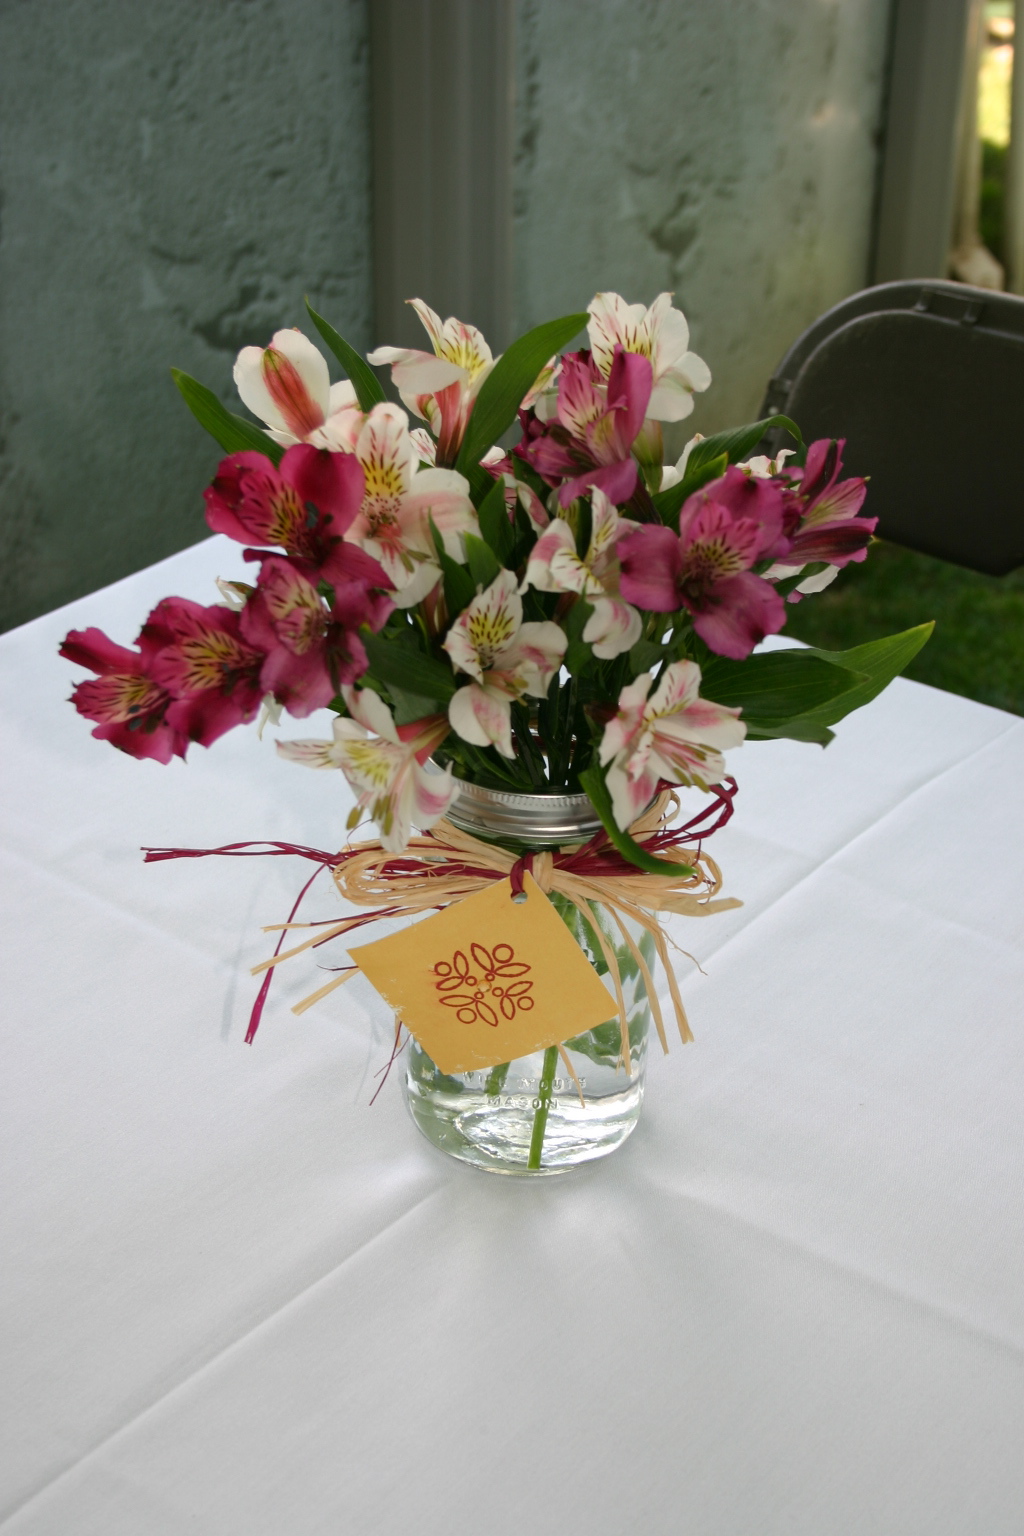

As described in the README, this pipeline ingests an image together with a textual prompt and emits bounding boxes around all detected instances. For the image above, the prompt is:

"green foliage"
[688,414,804,471]
[477,475,515,564]
[651,413,802,529]
[360,629,455,703]
[787,624,935,729]
[784,540,1024,716]
[171,370,283,465]
[463,532,502,589]
[980,139,1007,265]
[304,300,386,412]
[579,766,697,876]
[651,453,727,529]
[700,649,867,742]
[455,312,587,474]
[628,639,666,673]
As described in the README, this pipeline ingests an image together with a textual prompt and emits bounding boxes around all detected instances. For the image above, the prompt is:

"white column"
[370,0,515,351]
[874,0,975,281]
[1005,4,1024,293]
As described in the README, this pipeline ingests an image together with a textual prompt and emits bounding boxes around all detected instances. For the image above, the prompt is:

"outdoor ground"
[783,541,1024,717]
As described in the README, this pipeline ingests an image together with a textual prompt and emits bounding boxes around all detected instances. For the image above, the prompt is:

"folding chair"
[760,280,1024,575]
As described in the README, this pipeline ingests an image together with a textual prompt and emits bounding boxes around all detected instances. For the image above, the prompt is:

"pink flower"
[618,466,789,659]
[598,661,746,829]
[240,556,392,718]
[233,329,363,450]
[60,628,186,763]
[141,599,268,747]
[765,439,876,598]
[516,347,653,507]
[204,445,389,591]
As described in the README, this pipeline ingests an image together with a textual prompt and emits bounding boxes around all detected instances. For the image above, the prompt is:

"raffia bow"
[248,789,741,1073]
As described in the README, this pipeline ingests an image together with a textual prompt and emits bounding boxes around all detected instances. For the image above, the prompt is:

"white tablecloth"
[3,536,1023,1535]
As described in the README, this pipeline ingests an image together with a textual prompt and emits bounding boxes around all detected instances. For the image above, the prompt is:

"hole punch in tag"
[347,872,617,1075]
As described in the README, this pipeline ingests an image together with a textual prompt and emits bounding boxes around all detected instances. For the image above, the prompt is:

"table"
[3,535,1023,1535]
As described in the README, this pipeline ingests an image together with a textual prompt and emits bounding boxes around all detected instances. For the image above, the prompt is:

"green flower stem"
[485,1061,511,1097]
[527,1044,559,1170]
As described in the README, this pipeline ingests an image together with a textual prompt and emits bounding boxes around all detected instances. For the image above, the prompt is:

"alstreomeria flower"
[344,403,478,607]
[444,570,567,757]
[599,660,746,830]
[233,328,363,450]
[277,687,455,852]
[522,488,642,658]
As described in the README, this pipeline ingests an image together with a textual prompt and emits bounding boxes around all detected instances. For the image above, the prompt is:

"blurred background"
[1,0,1021,710]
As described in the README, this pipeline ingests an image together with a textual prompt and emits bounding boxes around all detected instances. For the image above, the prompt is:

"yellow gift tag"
[347,872,617,1074]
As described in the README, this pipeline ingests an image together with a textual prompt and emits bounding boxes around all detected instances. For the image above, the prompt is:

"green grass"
[782,541,1024,717]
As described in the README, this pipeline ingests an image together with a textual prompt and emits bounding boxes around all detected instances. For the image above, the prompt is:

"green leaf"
[744,719,836,746]
[456,311,588,474]
[440,550,476,618]
[387,683,442,725]
[305,299,386,412]
[700,649,867,726]
[628,639,665,673]
[564,639,593,677]
[171,370,283,465]
[579,766,697,877]
[464,532,502,589]
[360,630,456,702]
[651,412,803,529]
[563,598,593,643]
[477,475,515,564]
[651,452,727,528]
[783,624,935,729]
[426,514,476,617]
[688,413,803,473]
[465,461,497,505]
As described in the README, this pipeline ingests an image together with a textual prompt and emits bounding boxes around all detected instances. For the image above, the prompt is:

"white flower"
[522,488,642,659]
[740,449,796,480]
[276,687,455,852]
[587,293,711,423]
[346,403,478,607]
[598,660,745,830]
[443,571,567,757]
[233,329,363,450]
[368,300,496,463]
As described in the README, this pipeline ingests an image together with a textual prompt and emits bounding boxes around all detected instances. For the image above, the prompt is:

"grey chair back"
[760,281,1024,575]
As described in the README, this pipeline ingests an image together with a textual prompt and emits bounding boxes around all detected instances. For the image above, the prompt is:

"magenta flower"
[240,556,392,717]
[760,439,877,602]
[60,628,187,763]
[782,438,876,568]
[141,599,268,748]
[516,346,653,507]
[203,445,388,592]
[618,466,788,659]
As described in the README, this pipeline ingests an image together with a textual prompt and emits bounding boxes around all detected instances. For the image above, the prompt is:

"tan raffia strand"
[253,791,741,1074]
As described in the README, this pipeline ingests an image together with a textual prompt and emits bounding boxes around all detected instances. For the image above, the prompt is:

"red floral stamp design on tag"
[433,943,534,1027]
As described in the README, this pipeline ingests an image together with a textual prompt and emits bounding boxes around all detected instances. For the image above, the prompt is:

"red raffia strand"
[141,778,738,1048]
[369,1020,408,1106]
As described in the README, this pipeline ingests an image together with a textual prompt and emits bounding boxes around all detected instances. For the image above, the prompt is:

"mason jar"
[402,782,654,1175]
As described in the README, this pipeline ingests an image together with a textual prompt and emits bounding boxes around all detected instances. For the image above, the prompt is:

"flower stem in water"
[485,1061,510,1097]
[527,1045,559,1170]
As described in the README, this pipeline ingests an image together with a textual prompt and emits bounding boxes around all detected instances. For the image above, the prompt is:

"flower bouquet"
[61,292,931,1174]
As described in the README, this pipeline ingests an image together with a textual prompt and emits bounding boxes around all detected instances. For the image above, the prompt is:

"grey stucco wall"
[513,0,892,446]
[0,0,371,631]
[1,0,892,630]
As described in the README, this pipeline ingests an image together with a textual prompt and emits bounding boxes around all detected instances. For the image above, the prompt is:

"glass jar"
[403,783,653,1175]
